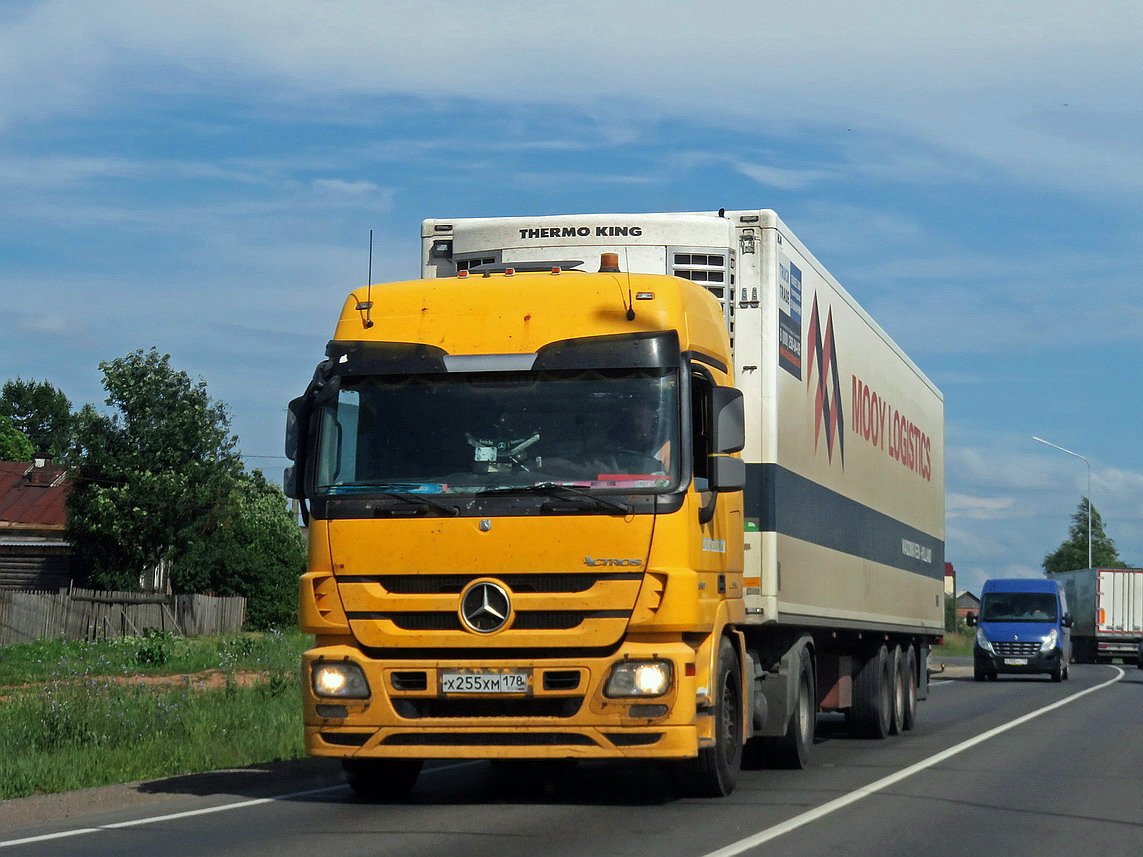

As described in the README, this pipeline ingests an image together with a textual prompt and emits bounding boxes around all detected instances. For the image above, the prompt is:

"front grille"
[392,697,583,719]
[993,641,1041,656]
[366,572,639,594]
[384,612,460,631]
[381,732,597,747]
[513,612,590,630]
[365,610,630,631]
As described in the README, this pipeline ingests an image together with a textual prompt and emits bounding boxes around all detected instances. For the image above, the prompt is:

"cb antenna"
[600,251,635,320]
[357,229,375,329]
[623,246,635,321]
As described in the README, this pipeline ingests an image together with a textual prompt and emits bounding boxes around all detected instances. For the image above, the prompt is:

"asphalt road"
[2,661,1140,857]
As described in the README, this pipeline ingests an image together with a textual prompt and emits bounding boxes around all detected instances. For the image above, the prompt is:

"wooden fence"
[0,587,247,645]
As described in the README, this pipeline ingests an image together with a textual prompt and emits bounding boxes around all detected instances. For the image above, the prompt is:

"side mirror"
[1062,612,1073,628]
[709,455,745,492]
[284,393,314,500]
[965,611,977,627]
[283,465,301,500]
[711,386,745,454]
[285,396,307,462]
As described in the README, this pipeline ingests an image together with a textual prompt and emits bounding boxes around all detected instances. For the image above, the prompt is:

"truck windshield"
[980,593,1058,622]
[314,367,679,496]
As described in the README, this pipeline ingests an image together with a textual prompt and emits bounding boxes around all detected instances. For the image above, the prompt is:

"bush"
[173,471,305,629]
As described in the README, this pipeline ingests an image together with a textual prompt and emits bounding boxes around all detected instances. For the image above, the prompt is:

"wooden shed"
[0,458,72,590]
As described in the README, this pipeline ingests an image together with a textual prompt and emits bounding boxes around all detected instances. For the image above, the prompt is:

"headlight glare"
[312,661,370,699]
[604,660,672,698]
[1040,629,1058,653]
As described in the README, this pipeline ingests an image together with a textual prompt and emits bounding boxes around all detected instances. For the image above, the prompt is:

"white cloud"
[733,161,830,191]
[947,493,1016,520]
[311,178,381,196]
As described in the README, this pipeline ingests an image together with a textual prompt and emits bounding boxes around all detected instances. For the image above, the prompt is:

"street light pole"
[1032,436,1092,569]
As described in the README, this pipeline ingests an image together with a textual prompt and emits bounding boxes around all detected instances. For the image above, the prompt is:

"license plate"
[440,670,531,694]
[1004,658,1028,666]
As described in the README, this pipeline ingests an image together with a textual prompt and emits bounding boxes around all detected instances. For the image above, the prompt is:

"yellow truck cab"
[287,258,749,797]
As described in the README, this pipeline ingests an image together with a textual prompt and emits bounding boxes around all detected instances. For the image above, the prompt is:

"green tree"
[0,414,35,461]
[172,471,304,629]
[67,348,243,591]
[1042,496,1129,573]
[0,378,76,458]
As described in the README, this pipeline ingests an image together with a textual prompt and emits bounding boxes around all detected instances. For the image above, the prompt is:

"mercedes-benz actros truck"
[285,209,945,798]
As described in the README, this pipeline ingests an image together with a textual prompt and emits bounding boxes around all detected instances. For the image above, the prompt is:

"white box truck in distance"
[1046,567,1143,663]
[284,209,945,801]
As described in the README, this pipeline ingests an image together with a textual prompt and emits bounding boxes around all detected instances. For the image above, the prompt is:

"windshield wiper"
[478,483,632,515]
[375,491,459,517]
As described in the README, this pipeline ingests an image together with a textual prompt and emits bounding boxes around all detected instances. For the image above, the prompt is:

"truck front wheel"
[342,758,423,800]
[764,647,815,769]
[683,637,743,797]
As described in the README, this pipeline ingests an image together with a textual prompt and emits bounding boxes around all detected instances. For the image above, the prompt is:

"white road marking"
[701,667,1125,857]
[0,761,481,850]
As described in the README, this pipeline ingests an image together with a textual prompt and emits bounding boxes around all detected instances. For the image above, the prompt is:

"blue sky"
[3,1,1143,595]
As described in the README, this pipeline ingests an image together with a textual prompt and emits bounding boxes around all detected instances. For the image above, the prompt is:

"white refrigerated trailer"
[421,209,946,745]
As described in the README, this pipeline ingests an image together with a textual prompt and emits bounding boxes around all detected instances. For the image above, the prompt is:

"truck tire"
[683,637,743,796]
[851,644,891,739]
[900,645,918,731]
[889,646,906,735]
[763,647,815,769]
[342,758,422,800]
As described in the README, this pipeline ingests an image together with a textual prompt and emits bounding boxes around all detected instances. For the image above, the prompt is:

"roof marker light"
[551,267,561,275]
[504,267,516,276]
[458,269,470,278]
[599,253,621,273]
[635,292,655,300]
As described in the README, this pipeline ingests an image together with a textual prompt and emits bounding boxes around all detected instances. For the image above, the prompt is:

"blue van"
[966,578,1073,682]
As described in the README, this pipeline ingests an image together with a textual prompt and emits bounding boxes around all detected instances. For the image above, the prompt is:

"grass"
[933,629,973,658]
[0,629,306,685]
[0,630,312,799]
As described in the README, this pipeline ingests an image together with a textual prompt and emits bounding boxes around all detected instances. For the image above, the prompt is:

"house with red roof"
[0,458,72,590]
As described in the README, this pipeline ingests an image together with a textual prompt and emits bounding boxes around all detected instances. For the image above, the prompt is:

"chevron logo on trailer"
[806,294,845,466]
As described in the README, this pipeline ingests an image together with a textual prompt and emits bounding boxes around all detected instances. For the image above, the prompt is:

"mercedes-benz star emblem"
[460,581,512,633]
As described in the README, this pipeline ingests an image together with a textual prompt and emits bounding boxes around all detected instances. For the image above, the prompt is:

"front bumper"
[974,645,1062,676]
[302,641,708,761]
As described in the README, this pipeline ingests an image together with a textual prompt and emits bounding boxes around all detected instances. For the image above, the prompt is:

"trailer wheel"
[900,645,918,731]
[889,646,906,735]
[342,758,422,800]
[764,647,815,769]
[851,643,891,739]
[683,637,743,797]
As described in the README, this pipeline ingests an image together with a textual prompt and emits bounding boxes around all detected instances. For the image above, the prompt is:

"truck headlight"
[312,661,370,699]
[975,629,995,655]
[604,660,672,698]
[1039,629,1058,653]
